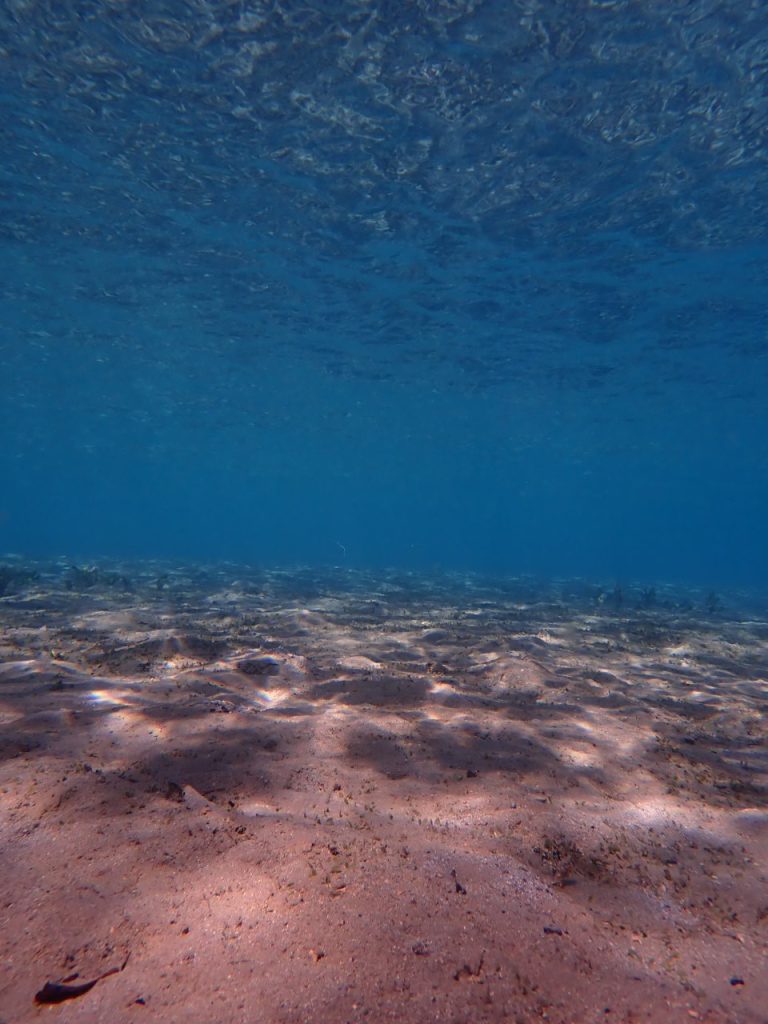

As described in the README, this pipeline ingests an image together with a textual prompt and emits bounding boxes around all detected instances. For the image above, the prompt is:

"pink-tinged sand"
[0,564,766,1023]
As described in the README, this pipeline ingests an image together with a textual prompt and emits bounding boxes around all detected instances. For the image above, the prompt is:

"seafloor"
[0,557,766,1024]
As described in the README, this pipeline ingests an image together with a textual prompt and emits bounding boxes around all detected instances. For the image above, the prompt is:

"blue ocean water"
[1,0,766,588]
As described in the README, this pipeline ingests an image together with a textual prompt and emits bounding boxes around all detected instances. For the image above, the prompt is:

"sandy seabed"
[0,558,766,1024]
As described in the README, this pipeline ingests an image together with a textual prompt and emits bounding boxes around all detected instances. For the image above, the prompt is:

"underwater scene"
[1,2,767,1022]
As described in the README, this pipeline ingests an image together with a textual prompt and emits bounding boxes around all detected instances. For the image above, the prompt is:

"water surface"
[1,1,766,587]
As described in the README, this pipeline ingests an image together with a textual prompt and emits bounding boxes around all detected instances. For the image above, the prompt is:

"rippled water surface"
[1,1,766,584]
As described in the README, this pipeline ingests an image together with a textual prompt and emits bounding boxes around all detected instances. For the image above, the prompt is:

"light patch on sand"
[619,793,720,834]
[431,795,499,824]
[474,651,501,664]
[250,686,290,706]
[237,799,281,817]
[337,656,383,671]
[666,644,694,659]
[92,705,163,736]
[428,679,460,697]
[323,703,361,724]
[575,716,595,733]
[561,745,599,766]
[0,659,35,675]
[0,658,72,680]
[412,703,456,726]
[162,656,203,672]
[730,808,768,834]
[87,688,130,707]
